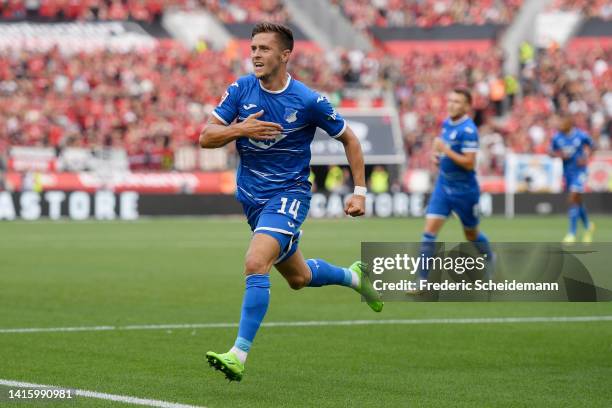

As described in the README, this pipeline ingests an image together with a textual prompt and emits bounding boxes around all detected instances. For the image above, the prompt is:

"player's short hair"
[251,22,294,52]
[452,88,472,105]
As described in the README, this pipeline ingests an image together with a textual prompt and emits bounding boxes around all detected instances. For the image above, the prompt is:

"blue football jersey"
[437,116,479,189]
[550,128,593,174]
[213,74,346,205]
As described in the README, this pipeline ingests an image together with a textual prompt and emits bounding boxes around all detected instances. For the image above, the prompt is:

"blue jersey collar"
[259,74,292,94]
[448,115,469,125]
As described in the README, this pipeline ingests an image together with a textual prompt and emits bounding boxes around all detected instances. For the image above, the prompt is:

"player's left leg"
[274,247,383,312]
[206,233,279,381]
[413,181,451,287]
[462,226,494,279]
[564,191,580,243]
[452,191,494,278]
[569,171,595,242]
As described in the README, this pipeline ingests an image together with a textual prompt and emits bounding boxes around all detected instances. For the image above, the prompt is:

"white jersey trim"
[330,121,347,138]
[255,226,294,236]
[211,110,229,125]
[259,74,292,94]
[426,214,448,219]
[449,115,469,125]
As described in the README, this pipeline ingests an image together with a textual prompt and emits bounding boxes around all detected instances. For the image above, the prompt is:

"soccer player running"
[549,115,595,243]
[199,23,382,382]
[409,89,493,293]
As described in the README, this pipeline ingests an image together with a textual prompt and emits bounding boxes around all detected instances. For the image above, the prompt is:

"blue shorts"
[242,191,311,264]
[564,170,587,193]
[426,182,480,228]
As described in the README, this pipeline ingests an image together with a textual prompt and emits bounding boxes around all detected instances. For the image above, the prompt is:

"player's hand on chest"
[442,128,462,148]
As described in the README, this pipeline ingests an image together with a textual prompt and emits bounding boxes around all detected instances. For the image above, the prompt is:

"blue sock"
[471,232,493,259]
[568,205,579,235]
[418,232,437,280]
[578,205,590,229]
[306,259,353,287]
[471,232,494,278]
[234,274,270,355]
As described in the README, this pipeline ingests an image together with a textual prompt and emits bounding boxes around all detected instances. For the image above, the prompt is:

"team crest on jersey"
[284,108,298,123]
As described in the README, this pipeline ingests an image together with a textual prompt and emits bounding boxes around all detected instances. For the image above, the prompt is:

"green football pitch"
[1,216,611,407]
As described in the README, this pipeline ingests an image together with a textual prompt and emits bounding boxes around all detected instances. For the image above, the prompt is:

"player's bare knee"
[569,192,581,205]
[244,255,271,275]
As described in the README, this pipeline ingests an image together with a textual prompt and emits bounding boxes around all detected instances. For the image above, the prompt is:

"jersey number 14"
[277,197,301,219]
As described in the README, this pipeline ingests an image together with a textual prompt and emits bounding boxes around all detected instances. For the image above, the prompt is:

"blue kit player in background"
[198,23,382,381]
[409,88,493,294]
[550,115,595,243]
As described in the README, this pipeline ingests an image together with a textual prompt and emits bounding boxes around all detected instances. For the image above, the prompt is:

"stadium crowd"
[0,0,610,178]
[199,0,288,24]
[507,44,611,153]
[333,0,523,29]
[1,0,533,26]
[0,44,235,169]
[0,0,289,23]
[2,40,610,173]
[0,0,180,21]
[550,0,612,19]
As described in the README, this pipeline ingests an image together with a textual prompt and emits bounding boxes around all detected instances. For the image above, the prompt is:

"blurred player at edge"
[199,23,382,382]
[409,89,493,294]
[549,115,595,243]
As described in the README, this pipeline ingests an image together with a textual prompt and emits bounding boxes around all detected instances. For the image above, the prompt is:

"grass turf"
[1,216,611,407]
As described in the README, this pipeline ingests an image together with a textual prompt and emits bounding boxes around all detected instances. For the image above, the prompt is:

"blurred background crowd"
[0,0,610,192]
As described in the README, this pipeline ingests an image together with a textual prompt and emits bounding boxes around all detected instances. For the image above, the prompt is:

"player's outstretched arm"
[199,111,283,149]
[336,126,366,217]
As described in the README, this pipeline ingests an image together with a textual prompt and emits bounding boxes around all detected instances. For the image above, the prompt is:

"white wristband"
[353,186,367,196]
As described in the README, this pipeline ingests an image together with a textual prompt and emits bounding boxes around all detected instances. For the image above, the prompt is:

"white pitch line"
[1,316,611,334]
[0,379,205,408]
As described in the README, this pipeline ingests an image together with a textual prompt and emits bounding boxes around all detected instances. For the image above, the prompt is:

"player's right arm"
[549,134,564,159]
[577,131,595,166]
[199,111,282,148]
[199,80,282,149]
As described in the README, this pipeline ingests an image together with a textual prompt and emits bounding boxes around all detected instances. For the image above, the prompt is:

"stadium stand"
[333,0,523,28]
[0,0,180,22]
[0,0,610,181]
[550,0,611,19]
[201,0,289,23]
[0,44,235,169]
[511,44,612,151]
